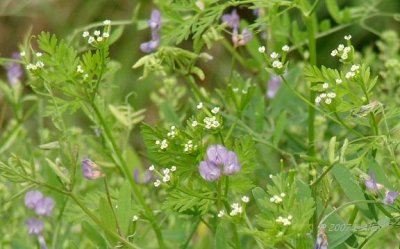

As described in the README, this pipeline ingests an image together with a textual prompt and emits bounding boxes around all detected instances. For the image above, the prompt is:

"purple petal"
[4,52,23,86]
[364,173,379,192]
[25,191,44,210]
[26,218,44,235]
[206,144,229,165]
[133,169,153,184]
[34,197,54,216]
[221,9,240,29]
[384,191,398,205]
[149,9,162,31]
[82,158,103,180]
[199,160,221,181]
[140,40,160,53]
[222,151,241,175]
[267,75,283,98]
[232,28,253,47]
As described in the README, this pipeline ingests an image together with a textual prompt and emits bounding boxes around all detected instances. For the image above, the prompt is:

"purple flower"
[222,151,241,175]
[133,169,153,184]
[26,218,44,235]
[199,160,221,181]
[140,40,160,53]
[4,52,23,86]
[383,191,399,205]
[82,158,103,180]
[314,228,328,249]
[207,144,229,165]
[267,74,283,98]
[364,173,380,193]
[34,197,54,216]
[221,9,240,29]
[232,28,253,47]
[25,191,44,209]
[149,10,162,31]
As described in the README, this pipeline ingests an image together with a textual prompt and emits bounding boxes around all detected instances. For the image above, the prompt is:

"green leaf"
[272,111,287,146]
[82,221,108,248]
[215,224,229,249]
[326,0,342,24]
[252,187,269,212]
[98,197,118,244]
[117,182,132,235]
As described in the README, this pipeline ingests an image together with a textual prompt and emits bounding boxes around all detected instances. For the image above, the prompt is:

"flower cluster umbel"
[259,44,290,75]
[198,144,241,181]
[82,20,111,47]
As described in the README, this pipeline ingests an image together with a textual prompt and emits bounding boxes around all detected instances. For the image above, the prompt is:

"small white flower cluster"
[204,116,220,129]
[241,195,250,203]
[345,64,360,79]
[82,24,110,45]
[167,125,177,138]
[276,215,293,226]
[191,120,198,128]
[269,45,289,70]
[217,210,225,217]
[151,165,176,187]
[315,91,336,105]
[331,35,352,60]
[26,52,45,71]
[230,203,243,216]
[77,65,89,79]
[155,139,168,150]
[258,46,265,53]
[270,193,286,204]
[196,102,203,109]
[183,140,197,152]
[211,107,220,114]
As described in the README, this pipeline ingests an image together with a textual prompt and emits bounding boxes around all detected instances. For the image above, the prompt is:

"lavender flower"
[26,218,44,235]
[222,151,241,175]
[199,160,221,181]
[364,172,382,193]
[221,9,240,29]
[25,191,44,209]
[82,158,103,180]
[206,144,229,165]
[148,10,162,31]
[314,227,328,249]
[4,52,23,86]
[267,74,283,98]
[133,169,153,184]
[232,28,253,47]
[383,191,399,205]
[34,197,55,216]
[140,40,160,53]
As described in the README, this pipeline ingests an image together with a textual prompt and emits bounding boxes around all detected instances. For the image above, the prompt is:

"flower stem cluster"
[82,20,111,47]
[259,45,290,75]
[331,35,354,63]
[149,165,177,188]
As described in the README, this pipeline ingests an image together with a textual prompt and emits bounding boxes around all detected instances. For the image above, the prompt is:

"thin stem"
[104,177,123,236]
[310,163,336,187]
[244,212,265,249]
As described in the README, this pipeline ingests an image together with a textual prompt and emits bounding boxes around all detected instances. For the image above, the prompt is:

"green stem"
[104,177,123,236]
[91,103,166,248]
[181,216,201,249]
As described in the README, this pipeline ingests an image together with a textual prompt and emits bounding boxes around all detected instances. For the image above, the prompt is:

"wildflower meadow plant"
[1,1,400,249]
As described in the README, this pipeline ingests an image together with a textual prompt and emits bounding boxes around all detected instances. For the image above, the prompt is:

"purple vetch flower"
[364,172,383,193]
[221,9,240,29]
[148,9,162,31]
[82,158,103,180]
[314,227,328,249]
[26,218,44,235]
[232,28,253,47]
[140,40,160,53]
[4,52,23,86]
[25,191,44,209]
[199,160,221,181]
[133,168,153,184]
[206,144,229,165]
[383,191,399,205]
[222,151,241,175]
[267,74,283,98]
[34,197,55,216]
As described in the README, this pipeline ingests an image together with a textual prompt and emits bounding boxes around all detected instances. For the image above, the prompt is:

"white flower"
[103,20,111,25]
[337,44,345,51]
[82,31,89,38]
[160,139,168,149]
[154,180,161,187]
[315,96,321,104]
[335,79,342,84]
[258,46,265,53]
[320,93,327,98]
[191,121,198,127]
[351,64,360,72]
[242,89,247,94]
[132,215,139,222]
[344,35,352,40]
[170,166,177,172]
[341,53,348,60]
[94,30,101,36]
[83,74,89,80]
[163,168,170,175]
[331,49,338,57]
[88,36,95,44]
[36,52,43,57]
[184,140,195,152]
[229,203,242,216]
[270,52,279,59]
[322,82,329,89]
[343,46,351,53]
[280,193,286,197]
[345,71,355,79]
[272,60,283,69]
[20,51,26,57]
[276,216,292,226]
[97,37,103,42]
[196,102,203,109]
[269,174,273,179]
[217,210,225,217]
[103,32,110,38]
[149,165,155,171]
[36,61,44,68]
[325,98,332,104]
[270,195,283,204]
[26,64,37,70]
[77,65,84,73]
[204,116,219,129]
[211,107,220,114]
[241,196,250,203]
[282,45,290,52]
[327,92,336,98]
[162,174,170,182]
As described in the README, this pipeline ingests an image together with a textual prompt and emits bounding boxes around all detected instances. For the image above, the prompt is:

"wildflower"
[82,31,89,38]
[156,139,168,149]
[206,145,229,165]
[270,195,283,204]
[331,49,338,57]
[36,61,44,68]
[25,218,44,235]
[351,64,360,72]
[314,227,328,249]
[184,140,197,152]
[163,168,170,175]
[222,151,241,175]
[148,10,162,31]
[20,51,26,57]
[315,96,321,104]
[322,83,329,89]
[34,197,55,216]
[132,215,139,222]
[324,98,332,105]
[344,35,352,40]
[203,116,220,129]
[167,126,177,138]
[103,20,111,25]
[199,160,221,181]
[102,32,109,38]
[4,52,23,86]
[335,79,342,84]
[364,172,383,193]
[97,37,103,42]
[149,165,155,171]
[154,179,161,187]
[171,166,177,172]
[345,71,355,79]
[230,203,243,216]
[217,210,225,217]
[327,92,336,98]
[282,45,290,52]
[241,196,250,203]
[191,121,198,127]
[196,102,204,109]
[88,36,95,44]
[270,52,279,59]
[211,107,220,114]
[94,30,101,36]
[81,158,103,180]
[162,174,171,182]
[133,169,153,184]
[266,74,282,99]
[337,44,344,51]
[77,65,84,73]
[25,191,44,210]
[221,9,240,29]
[383,191,398,205]
[276,215,292,226]
[272,60,283,69]
[232,28,253,47]
[258,46,265,53]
